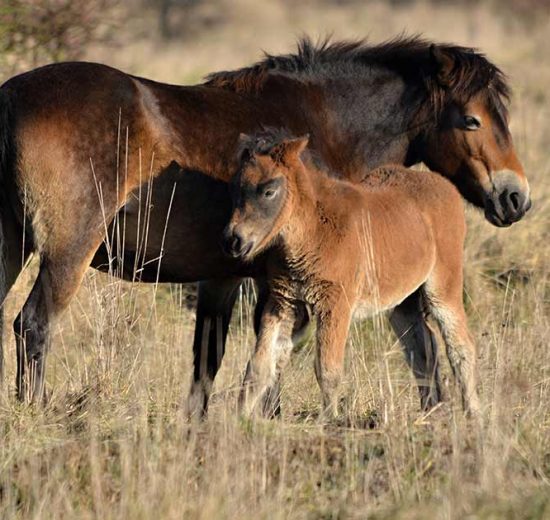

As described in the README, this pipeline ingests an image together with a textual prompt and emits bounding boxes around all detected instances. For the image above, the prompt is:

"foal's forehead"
[242,154,282,183]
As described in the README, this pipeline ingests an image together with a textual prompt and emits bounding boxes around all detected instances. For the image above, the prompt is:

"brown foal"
[223,130,479,418]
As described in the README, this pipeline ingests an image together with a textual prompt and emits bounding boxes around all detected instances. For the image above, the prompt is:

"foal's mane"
[205,36,510,119]
[239,127,296,157]
[239,127,324,171]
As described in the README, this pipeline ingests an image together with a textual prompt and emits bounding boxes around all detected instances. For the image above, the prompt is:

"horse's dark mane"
[205,36,510,119]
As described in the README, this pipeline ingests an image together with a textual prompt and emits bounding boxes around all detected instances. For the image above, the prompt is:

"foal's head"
[222,130,309,260]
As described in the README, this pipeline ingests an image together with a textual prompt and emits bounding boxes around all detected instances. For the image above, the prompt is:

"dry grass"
[1,1,550,518]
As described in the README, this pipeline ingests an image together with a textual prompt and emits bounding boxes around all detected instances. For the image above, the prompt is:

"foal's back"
[327,165,466,313]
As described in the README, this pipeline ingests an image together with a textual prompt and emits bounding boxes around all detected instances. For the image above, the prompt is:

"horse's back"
[1,62,140,124]
[0,63,155,255]
[1,62,142,156]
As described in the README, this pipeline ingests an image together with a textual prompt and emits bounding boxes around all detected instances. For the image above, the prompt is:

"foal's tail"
[0,87,14,379]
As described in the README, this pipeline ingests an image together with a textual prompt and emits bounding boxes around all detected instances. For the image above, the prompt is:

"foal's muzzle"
[222,226,254,259]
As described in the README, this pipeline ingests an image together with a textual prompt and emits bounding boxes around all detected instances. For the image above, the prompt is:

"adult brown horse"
[0,37,529,409]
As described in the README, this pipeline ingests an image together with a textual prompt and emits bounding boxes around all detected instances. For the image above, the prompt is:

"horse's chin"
[484,209,514,228]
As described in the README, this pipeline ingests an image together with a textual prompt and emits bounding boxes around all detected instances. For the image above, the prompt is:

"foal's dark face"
[223,153,288,260]
[423,91,531,227]
[222,136,308,260]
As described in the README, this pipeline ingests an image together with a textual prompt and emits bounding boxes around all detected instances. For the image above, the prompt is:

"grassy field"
[1,0,550,518]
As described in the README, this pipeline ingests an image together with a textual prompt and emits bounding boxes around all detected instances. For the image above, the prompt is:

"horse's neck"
[263,71,424,178]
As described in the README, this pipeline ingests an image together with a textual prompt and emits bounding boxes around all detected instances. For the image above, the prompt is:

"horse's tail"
[0,87,14,380]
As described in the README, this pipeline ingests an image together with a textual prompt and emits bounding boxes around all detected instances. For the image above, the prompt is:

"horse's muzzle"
[485,171,531,227]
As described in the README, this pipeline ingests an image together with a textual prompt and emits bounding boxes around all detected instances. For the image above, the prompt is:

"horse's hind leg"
[186,277,242,419]
[389,289,442,411]
[15,238,103,402]
[15,263,50,401]
[0,205,33,386]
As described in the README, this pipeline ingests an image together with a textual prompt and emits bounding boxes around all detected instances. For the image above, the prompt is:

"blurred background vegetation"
[1,0,550,77]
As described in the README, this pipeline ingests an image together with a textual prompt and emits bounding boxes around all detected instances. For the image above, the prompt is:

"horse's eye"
[264,188,277,199]
[464,115,481,130]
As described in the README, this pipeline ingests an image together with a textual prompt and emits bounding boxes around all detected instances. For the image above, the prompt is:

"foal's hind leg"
[186,277,242,419]
[425,283,480,416]
[389,289,442,411]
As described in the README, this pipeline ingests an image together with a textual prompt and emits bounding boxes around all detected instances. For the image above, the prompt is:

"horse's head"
[420,45,530,227]
[222,131,309,260]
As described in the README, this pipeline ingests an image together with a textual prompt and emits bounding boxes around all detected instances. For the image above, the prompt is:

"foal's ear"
[281,134,310,161]
[237,133,252,162]
[430,44,454,87]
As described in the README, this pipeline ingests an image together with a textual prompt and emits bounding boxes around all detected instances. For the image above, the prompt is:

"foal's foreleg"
[315,301,352,421]
[254,281,313,418]
[389,290,442,411]
[240,299,295,418]
[253,280,282,418]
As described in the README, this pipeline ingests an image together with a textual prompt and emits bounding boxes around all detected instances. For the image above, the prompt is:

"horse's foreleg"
[433,304,479,416]
[186,277,242,420]
[389,289,442,411]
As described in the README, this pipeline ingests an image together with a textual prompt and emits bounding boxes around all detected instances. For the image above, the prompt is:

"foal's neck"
[284,164,357,256]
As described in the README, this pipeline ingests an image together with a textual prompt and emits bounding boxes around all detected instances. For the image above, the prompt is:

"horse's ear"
[282,134,309,161]
[430,44,454,87]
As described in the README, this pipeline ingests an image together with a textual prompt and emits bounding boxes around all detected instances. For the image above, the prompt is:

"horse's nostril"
[508,191,521,212]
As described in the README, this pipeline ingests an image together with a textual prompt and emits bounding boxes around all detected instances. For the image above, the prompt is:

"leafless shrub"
[0,0,117,74]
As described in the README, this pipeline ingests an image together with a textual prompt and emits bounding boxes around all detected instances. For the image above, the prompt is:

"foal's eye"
[263,188,277,199]
[463,115,481,130]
